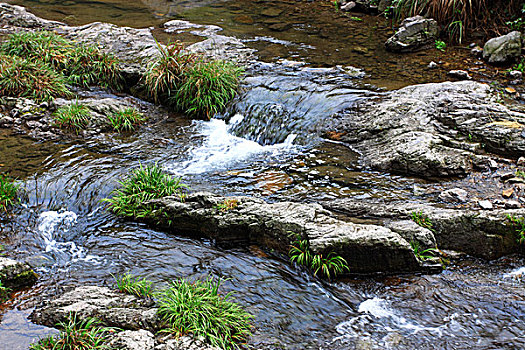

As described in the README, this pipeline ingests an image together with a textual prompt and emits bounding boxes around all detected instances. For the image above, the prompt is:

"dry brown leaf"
[502,188,514,198]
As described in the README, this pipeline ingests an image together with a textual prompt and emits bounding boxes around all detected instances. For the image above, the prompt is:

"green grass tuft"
[103,164,188,218]
[411,210,433,231]
[0,54,71,102]
[0,280,9,302]
[53,101,91,132]
[114,272,154,299]
[174,60,243,120]
[1,31,122,90]
[29,313,113,350]
[156,277,253,349]
[507,214,525,245]
[107,107,146,132]
[410,240,438,261]
[0,174,20,212]
[288,233,349,280]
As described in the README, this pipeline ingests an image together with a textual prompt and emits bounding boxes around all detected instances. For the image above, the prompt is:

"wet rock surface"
[385,16,438,53]
[145,192,422,273]
[483,31,522,65]
[324,199,525,259]
[31,286,217,350]
[0,257,37,289]
[327,81,525,177]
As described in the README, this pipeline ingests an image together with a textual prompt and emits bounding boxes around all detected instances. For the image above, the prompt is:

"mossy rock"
[0,257,38,289]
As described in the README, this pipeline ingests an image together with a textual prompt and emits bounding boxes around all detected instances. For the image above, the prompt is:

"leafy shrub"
[1,31,122,90]
[288,233,349,280]
[156,277,253,349]
[0,54,71,102]
[0,280,9,302]
[30,314,112,350]
[0,174,20,212]
[107,107,146,132]
[114,272,154,299]
[214,198,239,212]
[174,60,243,119]
[103,164,188,218]
[53,101,91,132]
[143,42,197,103]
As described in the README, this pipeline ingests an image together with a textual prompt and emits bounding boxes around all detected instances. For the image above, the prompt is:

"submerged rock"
[0,3,62,30]
[327,81,525,177]
[483,31,522,65]
[0,257,38,289]
[385,16,438,53]
[143,192,422,274]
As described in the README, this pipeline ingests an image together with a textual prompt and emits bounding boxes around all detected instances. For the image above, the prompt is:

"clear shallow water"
[0,0,523,348]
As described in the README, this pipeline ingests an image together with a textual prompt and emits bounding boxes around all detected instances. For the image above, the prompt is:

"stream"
[0,0,524,349]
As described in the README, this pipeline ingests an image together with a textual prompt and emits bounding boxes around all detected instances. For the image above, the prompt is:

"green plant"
[103,163,188,218]
[411,211,433,231]
[288,233,349,279]
[173,60,243,120]
[0,174,19,212]
[435,39,446,51]
[410,240,438,261]
[0,280,9,302]
[0,54,71,102]
[114,272,153,298]
[334,0,339,11]
[107,107,146,132]
[516,169,525,179]
[507,214,525,244]
[506,3,525,30]
[53,101,91,132]
[1,31,122,90]
[156,277,253,349]
[214,198,239,212]
[30,313,113,350]
[350,16,363,21]
[143,41,197,104]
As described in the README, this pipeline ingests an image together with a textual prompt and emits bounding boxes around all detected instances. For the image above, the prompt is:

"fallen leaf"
[505,87,517,94]
[502,188,514,198]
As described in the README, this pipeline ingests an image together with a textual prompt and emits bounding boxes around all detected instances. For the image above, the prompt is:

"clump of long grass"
[391,0,523,42]
[0,54,71,102]
[103,163,188,218]
[143,42,197,103]
[29,314,112,350]
[0,174,20,212]
[142,41,243,119]
[0,280,9,302]
[107,107,146,132]
[174,60,243,120]
[53,101,91,132]
[114,272,154,299]
[156,277,253,349]
[1,31,122,90]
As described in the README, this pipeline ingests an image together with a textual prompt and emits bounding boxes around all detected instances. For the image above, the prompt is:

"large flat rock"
[0,257,37,289]
[327,81,525,177]
[145,192,422,273]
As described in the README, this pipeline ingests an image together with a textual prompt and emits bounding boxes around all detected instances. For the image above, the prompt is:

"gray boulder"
[0,3,62,29]
[327,81,525,177]
[0,257,37,289]
[385,16,438,53]
[324,199,525,259]
[483,31,522,64]
[144,192,422,273]
[109,330,156,350]
[30,286,160,331]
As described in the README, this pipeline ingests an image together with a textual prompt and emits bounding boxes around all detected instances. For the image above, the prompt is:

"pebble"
[509,70,523,80]
[478,200,493,210]
[341,1,356,11]
[447,70,471,80]
[428,61,438,69]
[471,47,483,58]
[488,159,498,169]
[517,157,525,166]
[439,188,468,203]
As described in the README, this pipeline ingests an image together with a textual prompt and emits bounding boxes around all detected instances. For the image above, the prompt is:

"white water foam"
[504,266,525,281]
[171,116,297,175]
[333,297,453,348]
[37,210,101,264]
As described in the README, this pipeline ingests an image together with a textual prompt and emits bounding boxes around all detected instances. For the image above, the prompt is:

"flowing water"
[0,0,524,349]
